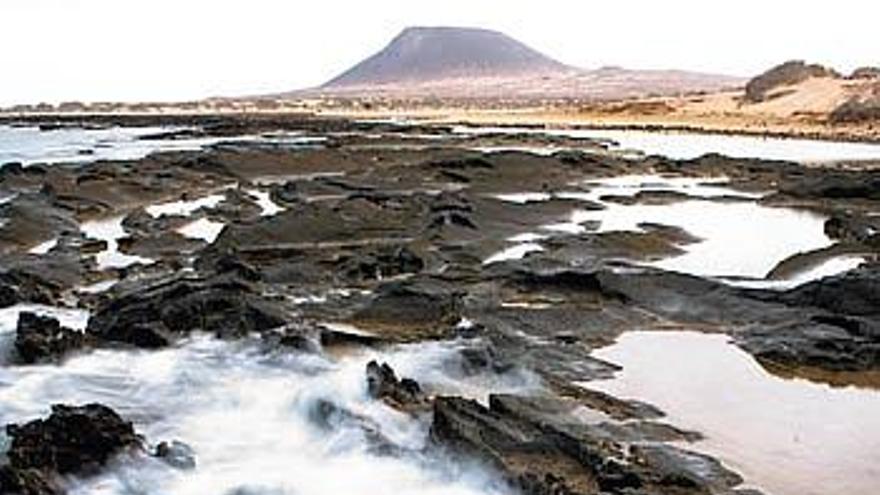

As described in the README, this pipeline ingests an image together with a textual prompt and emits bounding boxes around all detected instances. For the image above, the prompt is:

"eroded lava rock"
[366,361,430,413]
[429,394,743,495]
[14,313,87,364]
[1,404,141,494]
[86,273,288,348]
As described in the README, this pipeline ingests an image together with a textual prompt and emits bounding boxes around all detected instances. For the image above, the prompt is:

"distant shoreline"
[1,107,879,146]
[321,104,880,144]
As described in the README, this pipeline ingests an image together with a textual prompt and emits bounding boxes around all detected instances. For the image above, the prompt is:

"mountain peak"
[395,25,504,38]
[323,26,570,88]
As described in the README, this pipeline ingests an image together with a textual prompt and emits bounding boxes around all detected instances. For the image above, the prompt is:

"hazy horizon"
[1,0,877,106]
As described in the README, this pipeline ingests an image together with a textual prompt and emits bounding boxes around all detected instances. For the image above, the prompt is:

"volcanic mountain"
[325,26,571,86]
[311,26,745,100]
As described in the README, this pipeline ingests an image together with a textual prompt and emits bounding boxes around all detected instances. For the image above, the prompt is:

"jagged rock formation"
[1,404,142,494]
[86,273,289,348]
[14,312,88,364]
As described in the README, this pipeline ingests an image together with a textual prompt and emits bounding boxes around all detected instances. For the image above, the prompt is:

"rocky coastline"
[1,114,878,494]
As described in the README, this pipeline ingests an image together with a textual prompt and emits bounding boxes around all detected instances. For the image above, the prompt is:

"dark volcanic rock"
[430,395,606,494]
[426,156,494,172]
[456,343,515,376]
[366,361,429,413]
[824,214,877,242]
[509,267,621,298]
[205,188,259,222]
[154,441,196,470]
[781,265,880,318]
[14,312,87,364]
[333,245,425,282]
[629,444,743,493]
[0,271,60,309]
[0,465,59,495]
[317,324,384,348]
[350,276,463,340]
[260,323,320,352]
[204,249,262,282]
[5,404,140,476]
[87,274,287,348]
[595,268,795,326]
[0,162,25,176]
[0,284,16,308]
[548,380,664,421]
[430,394,741,495]
[738,317,880,372]
[778,172,880,201]
[0,193,79,256]
[213,193,425,251]
[732,266,880,372]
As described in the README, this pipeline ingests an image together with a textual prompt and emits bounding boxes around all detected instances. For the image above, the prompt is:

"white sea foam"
[0,336,537,495]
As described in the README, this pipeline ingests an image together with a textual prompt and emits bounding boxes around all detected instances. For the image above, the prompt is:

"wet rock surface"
[5,404,140,475]
[153,440,197,471]
[780,264,880,317]
[430,394,742,495]
[86,273,288,348]
[0,271,62,309]
[0,193,79,256]
[349,277,464,340]
[0,465,58,495]
[1,404,142,494]
[366,361,430,414]
[735,265,880,371]
[14,313,87,364]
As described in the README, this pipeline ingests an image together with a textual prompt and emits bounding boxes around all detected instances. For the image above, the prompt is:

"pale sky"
[1,0,877,105]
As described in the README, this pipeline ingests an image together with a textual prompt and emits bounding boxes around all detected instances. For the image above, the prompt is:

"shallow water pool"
[588,331,880,495]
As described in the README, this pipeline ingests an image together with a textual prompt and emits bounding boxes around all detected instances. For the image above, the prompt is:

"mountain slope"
[324,26,571,87]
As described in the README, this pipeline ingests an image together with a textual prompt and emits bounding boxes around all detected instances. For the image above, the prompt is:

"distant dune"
[290,26,744,101]
[684,61,880,122]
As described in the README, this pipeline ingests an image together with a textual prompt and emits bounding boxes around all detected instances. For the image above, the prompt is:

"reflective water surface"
[146,194,227,218]
[80,215,155,270]
[0,126,327,167]
[0,125,222,166]
[494,175,839,280]
[177,218,226,243]
[589,331,880,495]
